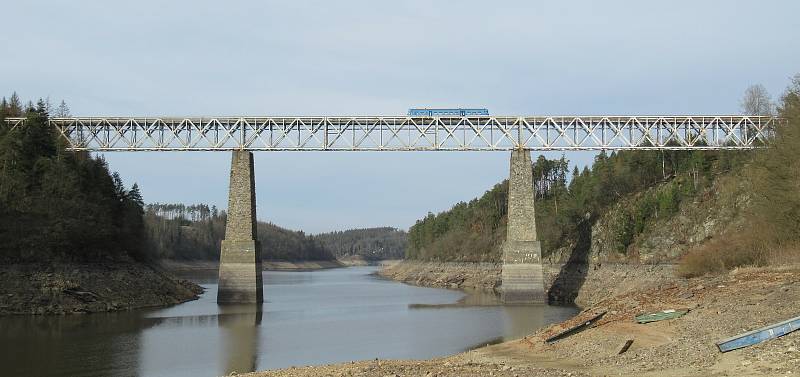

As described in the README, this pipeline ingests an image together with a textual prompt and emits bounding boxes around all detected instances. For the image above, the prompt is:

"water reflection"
[406,288,549,351]
[502,305,545,340]
[218,304,262,376]
[1,267,578,377]
[0,306,159,377]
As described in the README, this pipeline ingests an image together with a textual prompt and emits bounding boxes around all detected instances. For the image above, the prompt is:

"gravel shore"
[242,264,800,377]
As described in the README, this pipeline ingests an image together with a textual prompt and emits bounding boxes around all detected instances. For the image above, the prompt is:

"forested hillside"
[144,203,335,261]
[406,149,746,263]
[0,94,149,262]
[407,77,800,274]
[144,204,225,260]
[315,227,407,260]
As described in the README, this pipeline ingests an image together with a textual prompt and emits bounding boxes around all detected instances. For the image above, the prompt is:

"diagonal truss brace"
[2,115,782,152]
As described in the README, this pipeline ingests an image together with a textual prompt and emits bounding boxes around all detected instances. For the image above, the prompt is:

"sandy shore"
[240,264,800,376]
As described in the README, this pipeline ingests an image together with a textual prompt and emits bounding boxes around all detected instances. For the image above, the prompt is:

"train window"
[409,108,488,116]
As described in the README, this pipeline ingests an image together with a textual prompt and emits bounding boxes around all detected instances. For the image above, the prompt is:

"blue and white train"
[407,108,489,117]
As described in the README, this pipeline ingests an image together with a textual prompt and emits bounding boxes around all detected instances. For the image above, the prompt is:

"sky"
[2,0,799,233]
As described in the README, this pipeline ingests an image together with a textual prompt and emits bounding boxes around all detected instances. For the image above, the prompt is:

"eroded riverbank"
[377,260,675,307]
[0,261,201,315]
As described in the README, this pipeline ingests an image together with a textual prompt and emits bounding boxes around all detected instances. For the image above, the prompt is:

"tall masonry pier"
[501,149,546,304]
[218,151,263,304]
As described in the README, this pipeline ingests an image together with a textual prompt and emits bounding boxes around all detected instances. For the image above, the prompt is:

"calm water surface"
[0,266,577,376]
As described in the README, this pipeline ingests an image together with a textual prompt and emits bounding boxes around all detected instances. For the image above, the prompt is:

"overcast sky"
[2,1,799,233]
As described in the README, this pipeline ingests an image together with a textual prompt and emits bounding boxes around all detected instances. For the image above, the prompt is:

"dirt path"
[242,266,800,377]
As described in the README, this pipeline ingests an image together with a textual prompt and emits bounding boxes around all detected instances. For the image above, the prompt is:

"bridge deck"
[3,115,780,151]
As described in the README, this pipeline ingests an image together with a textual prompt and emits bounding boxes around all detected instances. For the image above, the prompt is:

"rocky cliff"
[547,173,748,265]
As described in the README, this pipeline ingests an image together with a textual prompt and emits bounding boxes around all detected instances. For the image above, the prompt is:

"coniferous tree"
[129,183,144,207]
[749,74,800,244]
[0,92,154,262]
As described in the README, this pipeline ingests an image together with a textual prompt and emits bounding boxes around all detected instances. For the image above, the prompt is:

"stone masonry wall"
[224,151,258,241]
[218,151,263,304]
[501,149,545,303]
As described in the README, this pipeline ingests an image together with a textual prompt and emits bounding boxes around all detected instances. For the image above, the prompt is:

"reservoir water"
[0,266,577,376]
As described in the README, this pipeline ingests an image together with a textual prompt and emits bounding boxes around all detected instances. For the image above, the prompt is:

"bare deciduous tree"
[741,84,774,116]
[54,100,70,118]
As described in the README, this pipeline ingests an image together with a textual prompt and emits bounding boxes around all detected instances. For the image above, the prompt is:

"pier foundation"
[501,149,546,304]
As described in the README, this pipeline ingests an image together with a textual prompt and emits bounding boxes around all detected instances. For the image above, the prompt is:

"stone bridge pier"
[218,151,263,304]
[501,148,545,304]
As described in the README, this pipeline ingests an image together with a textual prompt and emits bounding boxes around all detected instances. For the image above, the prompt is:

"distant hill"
[144,203,335,261]
[144,204,407,262]
[314,227,407,260]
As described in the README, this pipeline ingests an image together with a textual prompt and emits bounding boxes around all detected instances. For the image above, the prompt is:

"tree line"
[144,203,336,261]
[146,203,220,222]
[313,227,408,260]
[145,208,411,261]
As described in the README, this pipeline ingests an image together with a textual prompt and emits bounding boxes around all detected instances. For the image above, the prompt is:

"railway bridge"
[4,115,780,304]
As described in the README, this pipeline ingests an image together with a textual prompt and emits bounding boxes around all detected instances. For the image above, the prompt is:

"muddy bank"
[0,261,202,315]
[163,259,345,272]
[378,260,674,308]
[243,265,800,377]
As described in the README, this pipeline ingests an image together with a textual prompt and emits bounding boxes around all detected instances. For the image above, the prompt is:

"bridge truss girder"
[3,116,780,151]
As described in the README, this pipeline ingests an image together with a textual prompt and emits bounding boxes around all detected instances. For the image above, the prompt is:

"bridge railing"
[2,116,782,151]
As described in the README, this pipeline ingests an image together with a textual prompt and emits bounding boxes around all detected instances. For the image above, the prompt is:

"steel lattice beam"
[2,116,781,151]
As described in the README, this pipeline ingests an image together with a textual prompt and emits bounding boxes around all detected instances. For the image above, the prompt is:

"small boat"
[716,314,800,353]
[545,311,607,343]
[635,309,689,324]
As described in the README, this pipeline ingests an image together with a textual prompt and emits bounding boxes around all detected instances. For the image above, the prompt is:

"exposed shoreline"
[0,261,202,316]
[0,258,365,316]
[242,260,800,376]
[162,256,399,274]
[376,260,676,308]
[162,259,351,272]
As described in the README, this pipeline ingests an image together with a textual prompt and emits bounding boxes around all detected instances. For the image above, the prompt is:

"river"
[0,266,577,377]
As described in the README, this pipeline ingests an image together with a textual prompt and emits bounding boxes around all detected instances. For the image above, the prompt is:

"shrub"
[676,233,768,277]
[615,210,635,254]
[634,193,657,233]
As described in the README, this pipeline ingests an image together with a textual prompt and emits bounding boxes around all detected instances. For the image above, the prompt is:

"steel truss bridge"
[3,115,781,151]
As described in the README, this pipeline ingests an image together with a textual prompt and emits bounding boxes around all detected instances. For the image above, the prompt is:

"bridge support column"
[218,151,263,304]
[501,149,545,304]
